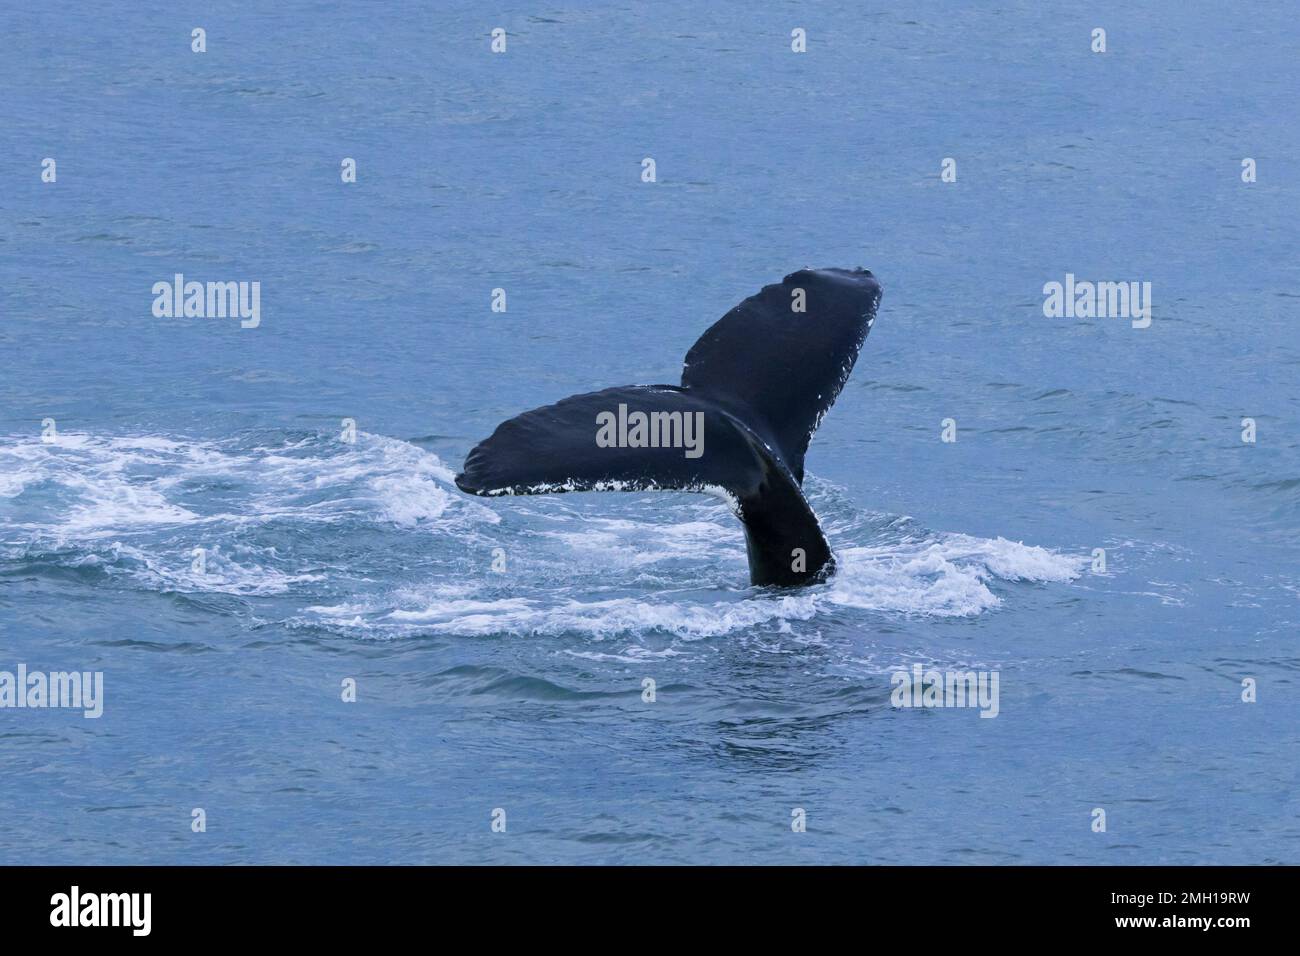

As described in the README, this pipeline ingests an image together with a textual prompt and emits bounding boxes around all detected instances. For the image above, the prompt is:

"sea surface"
[1,2,1297,864]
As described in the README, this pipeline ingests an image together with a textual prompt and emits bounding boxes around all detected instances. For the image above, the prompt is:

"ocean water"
[1,2,1297,864]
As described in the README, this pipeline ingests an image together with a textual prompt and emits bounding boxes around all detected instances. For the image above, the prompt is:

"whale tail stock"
[455,268,883,586]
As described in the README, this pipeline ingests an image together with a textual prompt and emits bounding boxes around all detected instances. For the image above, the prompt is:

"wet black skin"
[455,268,881,588]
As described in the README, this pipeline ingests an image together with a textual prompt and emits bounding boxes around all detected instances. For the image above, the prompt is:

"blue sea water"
[1,2,1297,864]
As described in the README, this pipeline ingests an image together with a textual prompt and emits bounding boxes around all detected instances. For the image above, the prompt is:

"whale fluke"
[455,268,883,586]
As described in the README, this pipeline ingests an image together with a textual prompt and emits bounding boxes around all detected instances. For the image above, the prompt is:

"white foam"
[0,430,482,540]
[0,431,486,594]
[3,431,1085,636]
[825,536,1085,616]
[305,528,1085,640]
[930,533,1084,583]
[107,541,325,596]
[537,517,738,568]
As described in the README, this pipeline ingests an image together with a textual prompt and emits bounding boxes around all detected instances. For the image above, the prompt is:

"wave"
[0,430,1084,634]
[305,532,1083,640]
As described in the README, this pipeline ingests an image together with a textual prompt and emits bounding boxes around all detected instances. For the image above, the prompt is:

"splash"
[0,431,1083,632]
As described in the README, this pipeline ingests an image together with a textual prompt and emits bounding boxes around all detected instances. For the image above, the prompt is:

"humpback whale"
[455,268,883,587]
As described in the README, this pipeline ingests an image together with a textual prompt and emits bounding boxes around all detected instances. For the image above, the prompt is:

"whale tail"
[455,268,882,586]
